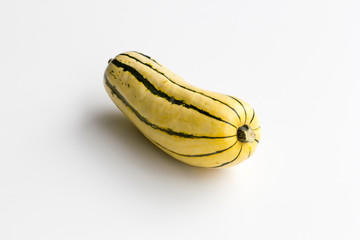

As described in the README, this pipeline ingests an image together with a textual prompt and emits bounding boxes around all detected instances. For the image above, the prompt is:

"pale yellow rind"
[104,51,261,168]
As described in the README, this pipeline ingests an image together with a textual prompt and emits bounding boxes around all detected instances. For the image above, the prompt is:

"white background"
[1,0,359,239]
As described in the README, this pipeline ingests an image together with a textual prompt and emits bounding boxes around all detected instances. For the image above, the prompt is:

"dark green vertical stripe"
[247,148,251,159]
[212,145,243,168]
[228,95,247,123]
[249,108,255,124]
[152,139,238,157]
[133,51,162,65]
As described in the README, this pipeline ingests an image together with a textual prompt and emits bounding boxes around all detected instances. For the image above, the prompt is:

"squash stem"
[237,125,255,143]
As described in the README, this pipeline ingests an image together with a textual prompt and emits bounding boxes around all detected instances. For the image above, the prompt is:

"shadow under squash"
[83,108,228,180]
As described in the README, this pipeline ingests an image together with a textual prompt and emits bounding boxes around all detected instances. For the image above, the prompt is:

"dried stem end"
[237,125,255,143]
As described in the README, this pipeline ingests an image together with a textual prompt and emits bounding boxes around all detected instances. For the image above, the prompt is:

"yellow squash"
[104,51,261,168]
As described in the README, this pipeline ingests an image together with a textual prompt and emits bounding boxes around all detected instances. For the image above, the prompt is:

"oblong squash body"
[104,51,261,168]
